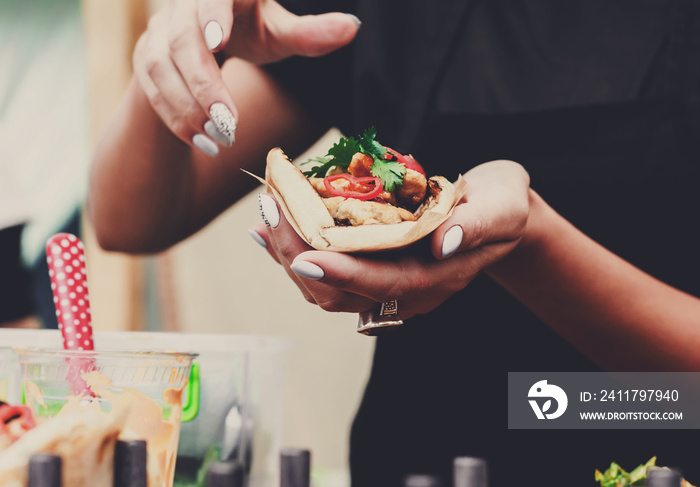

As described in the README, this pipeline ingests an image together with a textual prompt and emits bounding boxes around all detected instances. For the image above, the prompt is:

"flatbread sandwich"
[264,127,462,252]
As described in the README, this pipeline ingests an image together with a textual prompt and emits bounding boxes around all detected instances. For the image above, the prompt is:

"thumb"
[430,161,531,260]
[267,5,361,58]
[199,0,235,51]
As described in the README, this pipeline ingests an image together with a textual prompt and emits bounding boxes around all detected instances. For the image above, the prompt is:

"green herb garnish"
[595,457,657,487]
[302,136,361,178]
[302,127,407,192]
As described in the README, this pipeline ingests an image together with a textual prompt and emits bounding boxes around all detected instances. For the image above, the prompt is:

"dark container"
[454,457,488,487]
[27,453,62,487]
[205,461,244,487]
[280,448,311,487]
[404,473,443,487]
[113,440,147,487]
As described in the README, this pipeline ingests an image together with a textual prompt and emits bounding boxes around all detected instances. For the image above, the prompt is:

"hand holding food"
[254,131,530,319]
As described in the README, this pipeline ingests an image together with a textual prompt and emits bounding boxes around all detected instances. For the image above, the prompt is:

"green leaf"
[301,126,406,192]
[370,159,406,192]
[358,126,387,160]
[327,136,361,165]
[301,136,360,178]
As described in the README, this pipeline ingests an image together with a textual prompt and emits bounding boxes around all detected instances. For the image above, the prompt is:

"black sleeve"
[262,0,357,133]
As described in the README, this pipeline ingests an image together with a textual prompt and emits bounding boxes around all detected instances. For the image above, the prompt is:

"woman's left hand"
[251,159,531,319]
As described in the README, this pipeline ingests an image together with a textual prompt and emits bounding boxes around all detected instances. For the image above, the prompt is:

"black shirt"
[266,1,700,485]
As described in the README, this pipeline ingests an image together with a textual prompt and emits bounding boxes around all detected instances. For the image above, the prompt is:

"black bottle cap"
[647,468,682,487]
[113,440,147,487]
[404,473,443,487]
[205,461,244,487]
[454,457,488,487]
[280,448,311,487]
[27,453,62,487]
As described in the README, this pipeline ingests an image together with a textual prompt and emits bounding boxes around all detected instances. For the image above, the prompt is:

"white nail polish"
[247,228,267,249]
[204,120,232,147]
[345,13,362,27]
[441,225,464,258]
[258,193,280,228]
[204,21,224,50]
[291,261,325,281]
[192,133,219,157]
[209,102,236,146]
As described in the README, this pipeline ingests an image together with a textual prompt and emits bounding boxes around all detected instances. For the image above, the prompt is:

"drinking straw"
[45,233,94,351]
[45,233,95,395]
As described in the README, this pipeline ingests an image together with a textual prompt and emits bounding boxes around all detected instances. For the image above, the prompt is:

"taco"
[265,127,461,252]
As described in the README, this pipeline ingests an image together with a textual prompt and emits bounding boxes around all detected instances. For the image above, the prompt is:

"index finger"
[169,0,238,146]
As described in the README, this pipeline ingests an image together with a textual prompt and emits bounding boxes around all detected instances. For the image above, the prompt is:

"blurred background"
[0,0,373,484]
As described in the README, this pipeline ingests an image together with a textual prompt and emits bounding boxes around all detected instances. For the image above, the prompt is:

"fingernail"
[204,120,231,147]
[441,225,463,258]
[258,193,280,228]
[192,133,219,157]
[345,13,362,28]
[209,102,236,146]
[204,21,224,50]
[291,261,325,281]
[247,228,267,249]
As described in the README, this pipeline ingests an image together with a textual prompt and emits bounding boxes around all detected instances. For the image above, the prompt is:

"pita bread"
[265,148,461,252]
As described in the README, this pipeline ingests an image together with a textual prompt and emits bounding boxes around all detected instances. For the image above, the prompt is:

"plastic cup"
[14,348,197,487]
[95,332,294,487]
[0,329,294,487]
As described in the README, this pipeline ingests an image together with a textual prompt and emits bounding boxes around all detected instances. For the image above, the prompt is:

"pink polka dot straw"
[46,233,95,395]
[46,233,94,351]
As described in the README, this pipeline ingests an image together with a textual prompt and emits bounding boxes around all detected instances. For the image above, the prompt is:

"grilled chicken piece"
[347,152,373,177]
[323,197,416,225]
[396,168,427,208]
[414,176,452,219]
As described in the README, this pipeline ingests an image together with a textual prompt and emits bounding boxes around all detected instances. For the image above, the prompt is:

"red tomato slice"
[383,147,426,176]
[401,153,425,176]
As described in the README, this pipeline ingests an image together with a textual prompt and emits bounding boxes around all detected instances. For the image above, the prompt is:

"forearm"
[88,59,319,253]
[487,190,700,371]
[88,77,192,253]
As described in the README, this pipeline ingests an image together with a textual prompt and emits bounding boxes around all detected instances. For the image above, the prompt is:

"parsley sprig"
[301,127,407,192]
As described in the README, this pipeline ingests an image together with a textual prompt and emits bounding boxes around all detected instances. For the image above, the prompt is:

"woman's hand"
[132,0,360,156]
[251,159,531,319]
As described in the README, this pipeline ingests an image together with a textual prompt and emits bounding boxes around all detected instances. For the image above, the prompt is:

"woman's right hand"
[132,0,360,156]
